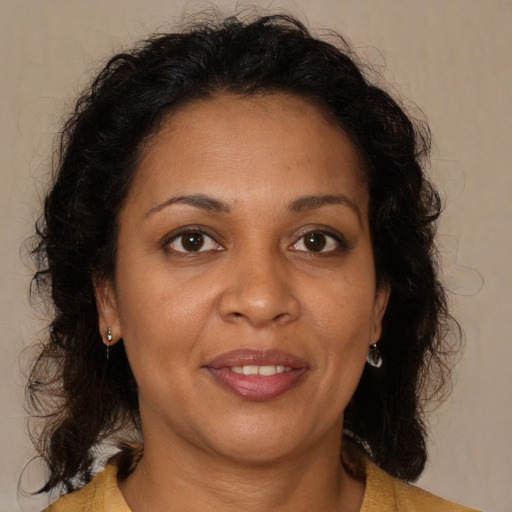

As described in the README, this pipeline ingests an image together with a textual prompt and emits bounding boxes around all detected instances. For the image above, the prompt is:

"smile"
[205,349,308,401]
[230,365,293,376]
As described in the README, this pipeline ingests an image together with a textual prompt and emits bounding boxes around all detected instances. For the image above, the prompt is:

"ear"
[371,284,390,343]
[94,278,121,346]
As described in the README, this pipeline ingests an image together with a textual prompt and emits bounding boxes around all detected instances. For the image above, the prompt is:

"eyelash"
[163,227,348,255]
[289,230,346,254]
[164,227,223,254]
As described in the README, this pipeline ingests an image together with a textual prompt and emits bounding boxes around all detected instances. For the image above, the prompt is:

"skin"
[96,93,389,511]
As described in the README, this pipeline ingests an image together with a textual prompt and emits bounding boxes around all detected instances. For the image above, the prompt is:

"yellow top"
[45,459,480,512]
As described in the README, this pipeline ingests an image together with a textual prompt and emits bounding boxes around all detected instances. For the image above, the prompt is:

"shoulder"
[43,463,130,512]
[362,459,481,512]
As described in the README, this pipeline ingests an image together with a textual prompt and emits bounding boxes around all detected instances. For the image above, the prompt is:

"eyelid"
[162,225,224,253]
[290,226,350,253]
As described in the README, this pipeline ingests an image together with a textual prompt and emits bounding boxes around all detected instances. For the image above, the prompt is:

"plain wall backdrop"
[2,1,510,511]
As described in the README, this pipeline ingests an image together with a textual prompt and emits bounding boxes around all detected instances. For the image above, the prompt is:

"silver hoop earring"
[366,343,382,368]
[106,327,113,360]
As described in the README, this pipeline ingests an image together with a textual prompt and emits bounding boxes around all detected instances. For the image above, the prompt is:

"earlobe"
[371,284,390,343]
[94,279,121,346]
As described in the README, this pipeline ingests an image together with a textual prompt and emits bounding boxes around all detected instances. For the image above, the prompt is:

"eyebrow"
[289,194,363,225]
[145,192,362,225]
[145,194,231,217]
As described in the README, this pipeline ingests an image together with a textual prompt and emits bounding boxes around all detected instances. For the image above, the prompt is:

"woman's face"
[97,93,388,464]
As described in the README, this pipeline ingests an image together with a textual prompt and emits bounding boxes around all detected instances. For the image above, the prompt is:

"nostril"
[274,312,290,323]
[218,279,301,327]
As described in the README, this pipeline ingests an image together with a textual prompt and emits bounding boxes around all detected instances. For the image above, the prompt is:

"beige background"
[2,1,510,511]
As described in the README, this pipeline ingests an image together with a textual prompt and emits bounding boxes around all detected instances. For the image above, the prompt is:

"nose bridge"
[219,243,299,327]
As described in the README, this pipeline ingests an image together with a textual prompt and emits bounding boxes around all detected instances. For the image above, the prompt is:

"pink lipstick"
[205,349,308,401]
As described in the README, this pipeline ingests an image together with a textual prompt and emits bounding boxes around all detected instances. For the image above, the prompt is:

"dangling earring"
[106,327,113,360]
[366,343,382,368]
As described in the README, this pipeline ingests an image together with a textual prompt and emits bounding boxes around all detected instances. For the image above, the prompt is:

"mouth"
[229,364,293,376]
[205,349,308,401]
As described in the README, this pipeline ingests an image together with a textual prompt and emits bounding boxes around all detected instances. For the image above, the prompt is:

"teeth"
[258,365,278,376]
[243,365,260,375]
[230,365,292,376]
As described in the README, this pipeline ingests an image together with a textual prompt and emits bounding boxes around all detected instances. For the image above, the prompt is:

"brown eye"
[181,232,204,251]
[303,232,326,252]
[291,230,341,253]
[168,231,220,253]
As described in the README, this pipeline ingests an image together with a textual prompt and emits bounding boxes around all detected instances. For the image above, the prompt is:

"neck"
[119,429,365,512]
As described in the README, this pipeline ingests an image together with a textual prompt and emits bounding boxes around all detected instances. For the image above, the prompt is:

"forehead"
[130,92,368,213]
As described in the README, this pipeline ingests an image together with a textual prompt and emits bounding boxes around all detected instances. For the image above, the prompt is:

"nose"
[218,249,301,328]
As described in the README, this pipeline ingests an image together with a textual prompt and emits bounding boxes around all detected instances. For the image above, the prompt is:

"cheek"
[119,289,208,347]
[115,285,208,414]
[302,270,377,379]
[306,275,377,340]
[114,258,237,393]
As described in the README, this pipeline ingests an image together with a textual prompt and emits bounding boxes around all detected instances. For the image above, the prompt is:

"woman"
[28,14,479,511]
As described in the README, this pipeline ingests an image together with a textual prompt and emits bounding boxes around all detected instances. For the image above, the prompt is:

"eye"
[167,231,221,253]
[291,230,341,253]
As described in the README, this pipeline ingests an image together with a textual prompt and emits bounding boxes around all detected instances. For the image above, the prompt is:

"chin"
[199,411,337,466]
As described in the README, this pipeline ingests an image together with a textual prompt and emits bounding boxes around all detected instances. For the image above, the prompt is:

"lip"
[205,349,308,401]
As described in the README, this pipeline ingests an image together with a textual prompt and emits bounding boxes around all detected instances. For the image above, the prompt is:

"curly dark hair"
[28,13,455,493]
